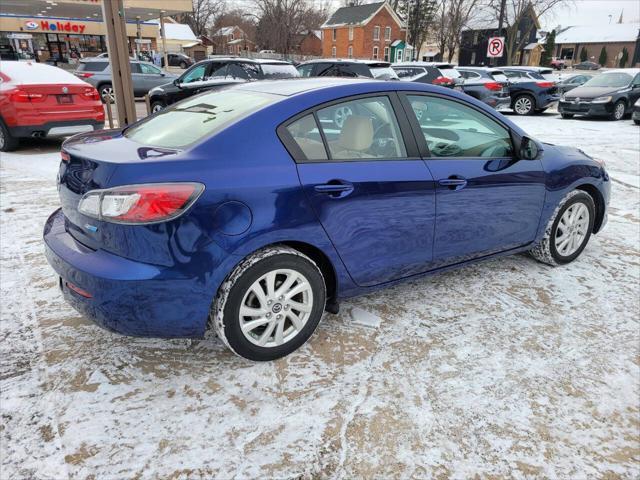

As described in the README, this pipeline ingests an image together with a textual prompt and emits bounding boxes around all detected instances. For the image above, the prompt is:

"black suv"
[501,67,559,115]
[296,59,399,80]
[161,53,194,69]
[148,58,299,112]
[456,67,511,110]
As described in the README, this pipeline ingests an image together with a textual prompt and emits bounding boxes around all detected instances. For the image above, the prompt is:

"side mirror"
[160,72,165,77]
[173,78,181,87]
[519,136,540,160]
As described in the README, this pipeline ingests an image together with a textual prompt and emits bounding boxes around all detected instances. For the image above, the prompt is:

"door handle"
[438,176,468,190]
[314,181,354,198]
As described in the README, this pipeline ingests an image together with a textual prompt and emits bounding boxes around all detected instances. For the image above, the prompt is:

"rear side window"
[260,63,299,79]
[490,72,508,82]
[438,67,461,79]
[78,61,108,72]
[286,115,328,161]
[124,90,277,148]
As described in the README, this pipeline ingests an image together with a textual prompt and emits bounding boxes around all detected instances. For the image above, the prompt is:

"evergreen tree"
[620,47,629,68]
[580,47,588,62]
[540,29,555,66]
[598,46,608,66]
[396,0,438,60]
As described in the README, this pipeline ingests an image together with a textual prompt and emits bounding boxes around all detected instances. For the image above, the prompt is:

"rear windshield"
[490,71,508,82]
[439,67,461,79]
[583,72,632,88]
[527,71,545,80]
[78,61,108,72]
[124,90,277,148]
[370,66,399,80]
[260,64,299,79]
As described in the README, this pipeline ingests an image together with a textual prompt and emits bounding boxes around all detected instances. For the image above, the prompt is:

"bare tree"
[213,8,257,40]
[396,0,439,57]
[434,0,480,62]
[488,0,569,65]
[175,0,226,37]
[254,0,327,54]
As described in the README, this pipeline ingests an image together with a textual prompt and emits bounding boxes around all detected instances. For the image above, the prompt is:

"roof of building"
[322,1,404,28]
[149,20,198,41]
[555,23,639,44]
[215,26,238,36]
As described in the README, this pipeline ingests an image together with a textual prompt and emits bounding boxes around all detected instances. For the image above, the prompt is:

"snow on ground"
[1,115,639,479]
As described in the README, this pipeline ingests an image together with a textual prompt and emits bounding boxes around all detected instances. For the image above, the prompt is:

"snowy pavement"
[1,114,639,479]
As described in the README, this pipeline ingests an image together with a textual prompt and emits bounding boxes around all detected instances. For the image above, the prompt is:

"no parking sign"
[487,37,505,58]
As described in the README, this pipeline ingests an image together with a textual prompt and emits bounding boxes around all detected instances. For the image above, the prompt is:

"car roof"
[0,60,89,85]
[457,66,503,72]
[196,57,291,65]
[394,62,455,68]
[602,68,640,75]
[299,58,391,66]
[503,66,553,72]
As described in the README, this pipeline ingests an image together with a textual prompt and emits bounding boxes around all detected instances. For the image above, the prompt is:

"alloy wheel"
[239,268,314,348]
[613,102,625,120]
[514,97,533,115]
[152,103,164,113]
[101,86,115,103]
[555,202,590,257]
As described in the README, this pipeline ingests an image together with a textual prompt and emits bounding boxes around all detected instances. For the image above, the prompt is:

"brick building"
[212,26,254,55]
[321,1,406,62]
[292,30,322,57]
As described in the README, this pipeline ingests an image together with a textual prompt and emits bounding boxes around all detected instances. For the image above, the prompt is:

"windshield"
[124,90,277,148]
[260,64,299,79]
[370,67,399,80]
[583,72,632,88]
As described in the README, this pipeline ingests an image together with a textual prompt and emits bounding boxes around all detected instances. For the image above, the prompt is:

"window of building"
[373,26,380,41]
[333,29,337,41]
[384,46,389,61]
[384,26,391,41]
[348,45,353,58]
[472,31,478,45]
[349,27,354,41]
[373,46,379,59]
[332,46,337,57]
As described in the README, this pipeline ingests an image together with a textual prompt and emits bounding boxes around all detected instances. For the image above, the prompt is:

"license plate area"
[57,94,74,104]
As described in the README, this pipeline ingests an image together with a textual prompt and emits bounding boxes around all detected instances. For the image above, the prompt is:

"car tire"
[211,245,326,361]
[513,94,535,115]
[98,83,115,104]
[0,118,19,152]
[561,113,574,119]
[634,119,640,125]
[534,108,547,114]
[530,190,595,266]
[179,61,187,69]
[150,101,166,113]
[610,100,626,121]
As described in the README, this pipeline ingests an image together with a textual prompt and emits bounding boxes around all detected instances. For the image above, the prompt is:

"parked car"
[555,73,593,94]
[161,53,194,69]
[550,58,567,70]
[296,59,399,80]
[500,66,559,82]
[392,62,463,89]
[44,78,610,361]
[0,61,104,152]
[74,58,178,103]
[574,61,600,71]
[559,69,640,120]
[148,58,299,112]
[633,98,640,125]
[456,67,511,109]
[501,67,559,115]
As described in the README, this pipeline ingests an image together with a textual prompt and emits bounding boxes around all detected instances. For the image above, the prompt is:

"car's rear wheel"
[534,108,547,114]
[530,190,595,266]
[610,100,626,121]
[98,84,115,104]
[151,101,166,113]
[0,119,19,152]
[179,61,187,69]
[211,246,326,361]
[513,94,535,115]
[561,113,574,119]
[634,119,640,126]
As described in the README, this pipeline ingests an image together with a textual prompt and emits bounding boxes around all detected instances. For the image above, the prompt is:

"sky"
[541,0,640,29]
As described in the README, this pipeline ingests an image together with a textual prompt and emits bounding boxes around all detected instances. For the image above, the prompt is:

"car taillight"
[77,72,94,78]
[61,151,70,162]
[536,81,555,88]
[484,81,503,91]
[9,89,46,102]
[80,87,100,101]
[433,76,453,86]
[78,183,204,224]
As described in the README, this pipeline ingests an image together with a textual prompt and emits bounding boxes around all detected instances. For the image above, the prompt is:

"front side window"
[239,63,261,79]
[209,63,228,79]
[125,90,277,148]
[180,64,207,83]
[286,114,327,161]
[406,95,513,158]
[140,63,161,74]
[316,96,407,160]
[373,26,380,41]
[297,63,314,77]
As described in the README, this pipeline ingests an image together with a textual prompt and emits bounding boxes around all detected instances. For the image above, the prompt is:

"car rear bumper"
[558,101,613,117]
[538,94,560,109]
[10,119,104,138]
[43,208,215,338]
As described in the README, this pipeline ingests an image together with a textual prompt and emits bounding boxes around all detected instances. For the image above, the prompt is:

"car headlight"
[560,94,566,101]
[592,96,612,103]
[635,98,640,107]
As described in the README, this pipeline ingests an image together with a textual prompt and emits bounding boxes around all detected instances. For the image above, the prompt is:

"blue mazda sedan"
[44,78,610,361]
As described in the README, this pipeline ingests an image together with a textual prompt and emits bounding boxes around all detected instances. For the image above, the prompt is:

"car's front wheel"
[530,190,595,266]
[151,100,166,113]
[610,100,626,121]
[0,119,19,152]
[513,94,535,115]
[179,61,187,69]
[98,83,115,104]
[212,246,326,361]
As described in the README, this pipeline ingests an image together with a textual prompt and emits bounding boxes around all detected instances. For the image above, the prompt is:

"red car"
[0,61,104,152]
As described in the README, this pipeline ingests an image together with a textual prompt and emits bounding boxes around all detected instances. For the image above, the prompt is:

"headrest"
[338,115,373,152]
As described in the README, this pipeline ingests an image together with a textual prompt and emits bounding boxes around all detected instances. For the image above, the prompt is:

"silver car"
[74,58,178,103]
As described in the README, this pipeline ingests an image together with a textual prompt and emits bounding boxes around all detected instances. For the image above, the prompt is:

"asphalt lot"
[1,111,639,479]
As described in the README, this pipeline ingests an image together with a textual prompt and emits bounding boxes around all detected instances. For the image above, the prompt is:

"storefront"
[0,15,158,63]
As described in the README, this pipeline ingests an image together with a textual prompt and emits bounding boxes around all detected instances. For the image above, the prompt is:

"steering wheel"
[430,142,462,157]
